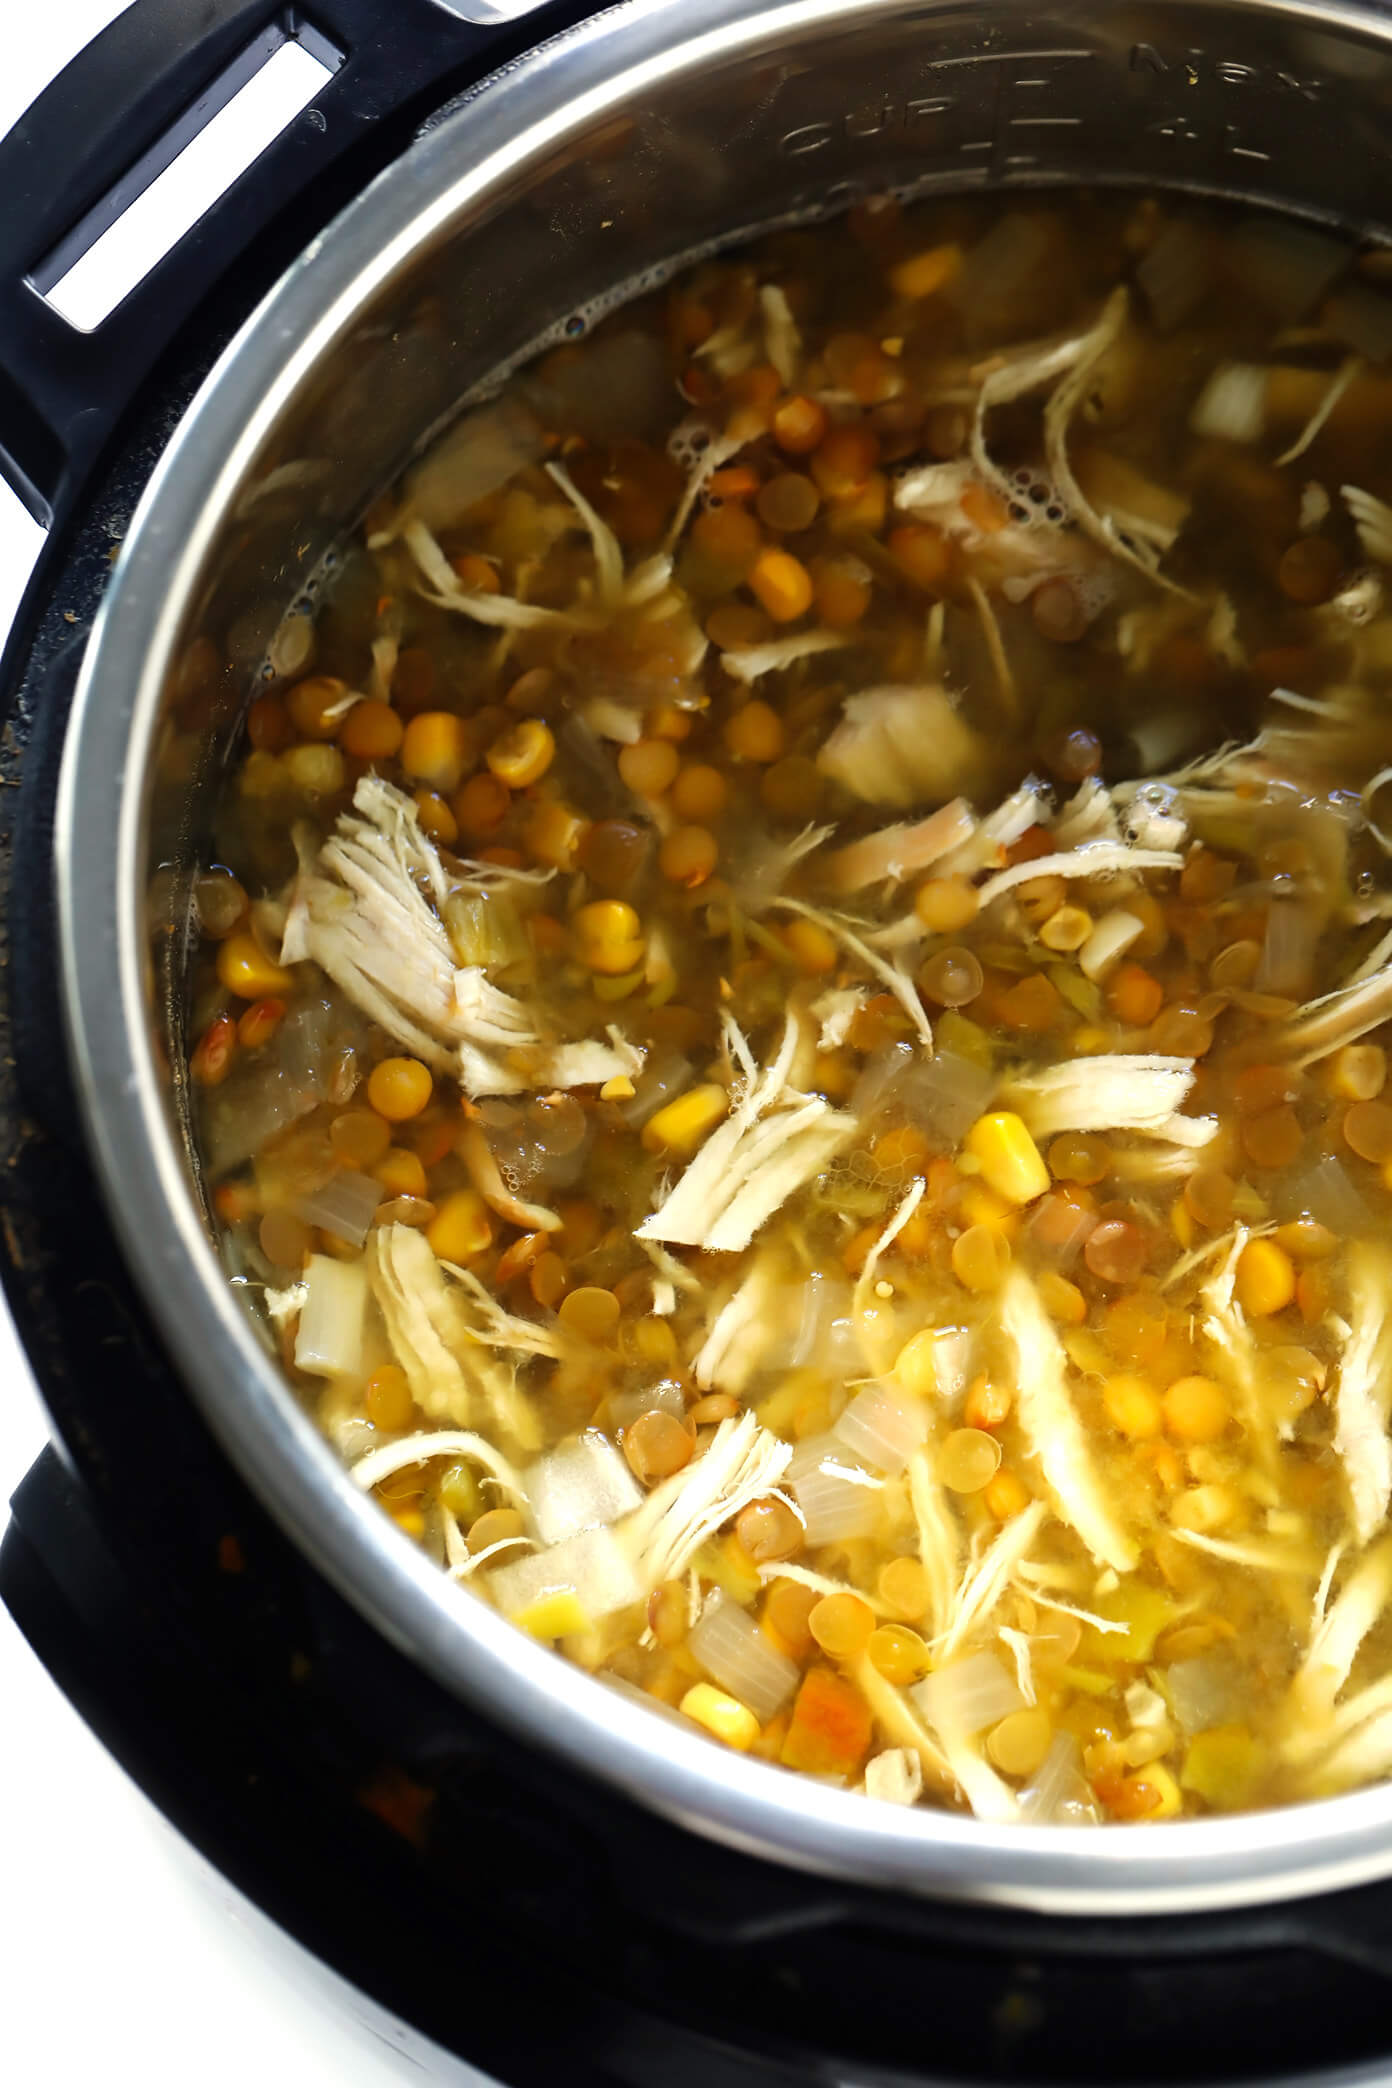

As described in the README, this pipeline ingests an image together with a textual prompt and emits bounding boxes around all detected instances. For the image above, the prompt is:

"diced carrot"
[779,1666,874,1777]
[997,972,1064,1031]
[1005,824,1053,868]
[706,464,761,500]
[1107,963,1165,1026]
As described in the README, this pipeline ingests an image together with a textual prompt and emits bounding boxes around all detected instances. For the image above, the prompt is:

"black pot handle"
[0,0,566,532]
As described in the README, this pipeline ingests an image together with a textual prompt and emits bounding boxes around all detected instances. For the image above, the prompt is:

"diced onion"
[834,1384,929,1474]
[1079,908,1144,981]
[1017,1731,1099,1823]
[1227,217,1347,320]
[789,1439,884,1544]
[609,1382,688,1433]
[525,1431,644,1545]
[788,1269,855,1371]
[1136,218,1213,331]
[1281,1152,1370,1234]
[911,1650,1026,1734]
[488,1525,641,1621]
[1166,1654,1239,1735]
[293,1254,368,1378]
[1025,1194,1098,1270]
[1326,284,1392,365]
[688,1595,799,1722]
[904,1051,997,1144]
[289,1169,383,1249]
[1189,363,1267,444]
[620,1052,694,1128]
[1255,898,1322,997]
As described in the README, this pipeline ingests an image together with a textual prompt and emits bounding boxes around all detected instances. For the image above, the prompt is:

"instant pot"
[11,0,1392,2078]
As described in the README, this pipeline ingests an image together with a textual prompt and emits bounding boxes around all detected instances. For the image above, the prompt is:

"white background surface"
[0,10,490,2081]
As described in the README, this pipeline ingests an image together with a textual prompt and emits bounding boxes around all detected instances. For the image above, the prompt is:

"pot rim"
[56,0,1392,1913]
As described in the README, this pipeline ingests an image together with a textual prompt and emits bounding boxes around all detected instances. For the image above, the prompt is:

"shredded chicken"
[635,1017,854,1251]
[263,1281,307,1331]
[1345,483,1392,565]
[1290,1536,1392,1729]
[1051,778,1122,848]
[286,776,643,1096]
[1042,288,1190,594]
[624,1412,793,1589]
[852,1178,926,1373]
[999,1270,1137,1572]
[759,283,802,385]
[1332,1243,1392,1543]
[823,799,976,895]
[1196,1225,1279,1483]
[720,630,849,684]
[975,841,1182,910]
[817,684,983,807]
[402,518,599,630]
[368,1224,474,1424]
[1005,1054,1196,1139]
[1271,962,1392,1064]
[366,1223,546,1450]
[769,897,933,1048]
[907,1450,961,1643]
[811,984,869,1050]
[850,1654,955,1797]
[351,1428,529,1506]
[692,1253,785,1393]
[933,1501,1049,1659]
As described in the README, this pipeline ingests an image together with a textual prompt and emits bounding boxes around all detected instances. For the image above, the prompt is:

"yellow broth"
[189,191,1392,1823]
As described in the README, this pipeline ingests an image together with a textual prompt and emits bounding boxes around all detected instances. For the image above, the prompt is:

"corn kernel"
[642,1082,730,1157]
[985,1469,1032,1520]
[1103,1373,1163,1439]
[487,717,555,789]
[374,1147,428,1199]
[781,917,838,974]
[1119,1760,1183,1821]
[515,1591,591,1640]
[1234,1238,1296,1316]
[723,698,785,764]
[1162,1375,1230,1442]
[1039,904,1093,953]
[1180,1725,1264,1809]
[748,547,814,623]
[679,1681,760,1751]
[951,1224,1011,1292]
[964,1111,1050,1206]
[340,700,404,761]
[426,1189,494,1263]
[401,711,469,792]
[887,241,963,301]
[1051,1270,1106,1342]
[1328,1043,1387,1101]
[893,1329,942,1399]
[957,1180,1020,1236]
[216,932,294,1001]
[574,899,645,975]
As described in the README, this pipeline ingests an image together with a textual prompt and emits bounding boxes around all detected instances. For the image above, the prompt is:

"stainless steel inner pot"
[54,0,1392,1915]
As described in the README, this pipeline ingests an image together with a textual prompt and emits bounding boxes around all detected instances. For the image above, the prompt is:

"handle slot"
[36,26,342,333]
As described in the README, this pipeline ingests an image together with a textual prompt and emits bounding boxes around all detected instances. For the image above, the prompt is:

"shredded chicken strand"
[999,1270,1138,1572]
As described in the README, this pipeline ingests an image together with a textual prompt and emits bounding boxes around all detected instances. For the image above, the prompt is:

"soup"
[189,190,1392,1823]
